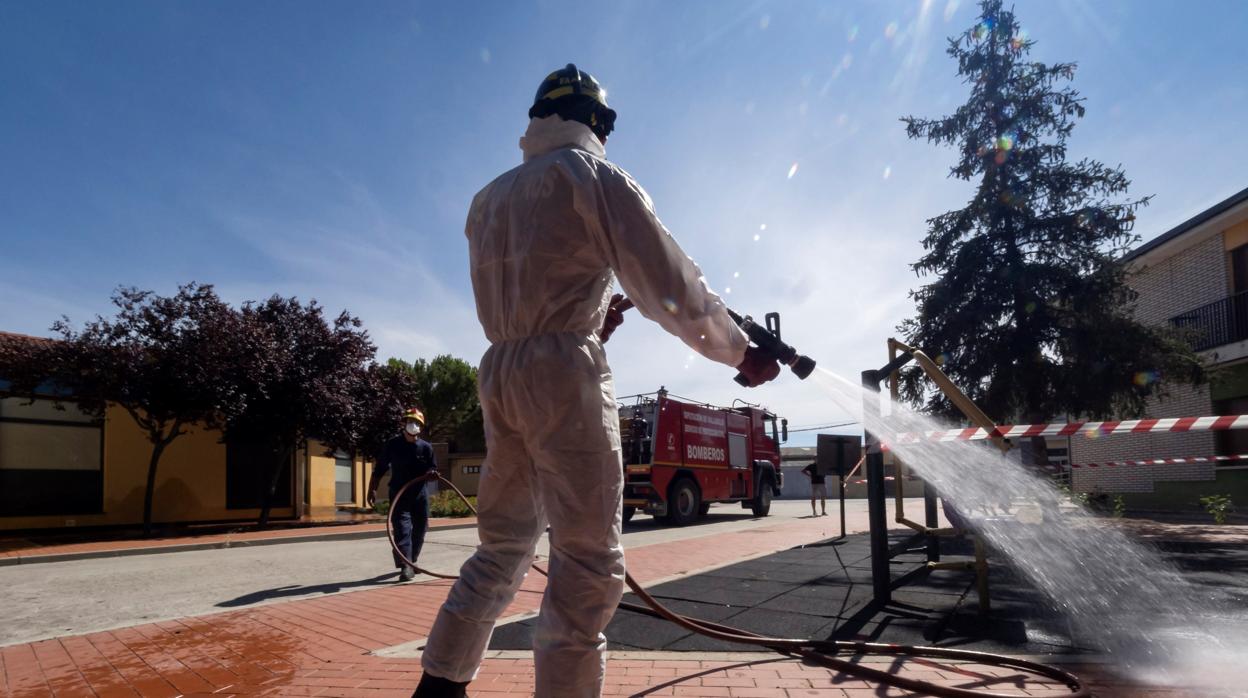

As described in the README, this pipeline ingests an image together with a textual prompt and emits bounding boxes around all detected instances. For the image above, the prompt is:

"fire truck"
[619,388,787,526]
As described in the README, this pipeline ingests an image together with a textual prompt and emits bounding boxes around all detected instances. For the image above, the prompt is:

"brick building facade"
[1069,187,1248,499]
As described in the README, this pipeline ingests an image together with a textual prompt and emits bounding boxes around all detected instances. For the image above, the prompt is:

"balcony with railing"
[1170,290,1248,351]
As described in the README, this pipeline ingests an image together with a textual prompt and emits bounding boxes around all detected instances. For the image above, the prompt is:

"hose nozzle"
[727,309,817,386]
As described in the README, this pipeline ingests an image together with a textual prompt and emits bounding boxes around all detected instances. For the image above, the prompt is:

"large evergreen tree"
[897,0,1204,427]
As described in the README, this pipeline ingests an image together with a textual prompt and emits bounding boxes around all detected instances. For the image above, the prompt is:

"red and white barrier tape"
[1067,454,1248,469]
[892,414,1248,444]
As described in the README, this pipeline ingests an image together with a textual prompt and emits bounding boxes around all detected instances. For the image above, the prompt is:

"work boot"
[400,564,416,582]
[411,672,469,697]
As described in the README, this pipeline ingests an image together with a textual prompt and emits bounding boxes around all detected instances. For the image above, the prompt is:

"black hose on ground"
[388,473,1089,698]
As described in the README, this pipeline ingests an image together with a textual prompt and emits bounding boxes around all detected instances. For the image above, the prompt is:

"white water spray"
[811,367,1248,695]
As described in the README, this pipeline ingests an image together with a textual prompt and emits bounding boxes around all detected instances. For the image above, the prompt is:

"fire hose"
[386,473,1089,698]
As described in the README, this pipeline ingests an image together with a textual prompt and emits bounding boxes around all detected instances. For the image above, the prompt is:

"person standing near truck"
[367,407,436,582]
[802,462,827,517]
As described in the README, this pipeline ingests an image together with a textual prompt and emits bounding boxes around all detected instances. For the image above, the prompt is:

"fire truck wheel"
[698,502,711,517]
[666,478,701,526]
[751,476,773,517]
[622,505,635,524]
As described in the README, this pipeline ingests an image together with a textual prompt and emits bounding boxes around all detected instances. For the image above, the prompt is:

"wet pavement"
[2,506,1241,696]
[492,526,1247,658]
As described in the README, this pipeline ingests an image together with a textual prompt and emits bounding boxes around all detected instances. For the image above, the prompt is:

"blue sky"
[2,1,1246,444]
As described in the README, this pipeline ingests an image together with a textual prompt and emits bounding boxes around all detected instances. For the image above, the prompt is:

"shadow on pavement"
[215,571,399,607]
[623,511,762,530]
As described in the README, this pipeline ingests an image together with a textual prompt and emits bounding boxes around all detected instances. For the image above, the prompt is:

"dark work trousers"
[391,487,430,569]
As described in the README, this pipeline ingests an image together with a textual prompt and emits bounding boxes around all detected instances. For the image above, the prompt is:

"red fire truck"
[619,388,787,526]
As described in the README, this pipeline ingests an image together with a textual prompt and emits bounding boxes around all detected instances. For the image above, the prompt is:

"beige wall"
[448,453,484,497]
[1129,233,1228,325]
[1067,229,1234,493]
[1223,219,1248,252]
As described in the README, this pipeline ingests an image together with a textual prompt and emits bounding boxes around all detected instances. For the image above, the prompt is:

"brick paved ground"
[0,513,1214,697]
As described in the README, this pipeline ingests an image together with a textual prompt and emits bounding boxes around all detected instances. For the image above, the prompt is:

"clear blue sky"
[2,1,1246,444]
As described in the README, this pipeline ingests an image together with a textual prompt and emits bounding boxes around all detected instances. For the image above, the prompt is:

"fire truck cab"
[619,388,786,526]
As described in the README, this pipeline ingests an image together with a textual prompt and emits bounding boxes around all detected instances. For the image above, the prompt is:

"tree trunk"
[142,441,168,538]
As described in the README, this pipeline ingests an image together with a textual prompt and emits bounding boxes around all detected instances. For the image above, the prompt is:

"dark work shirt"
[375,436,437,495]
[803,463,826,485]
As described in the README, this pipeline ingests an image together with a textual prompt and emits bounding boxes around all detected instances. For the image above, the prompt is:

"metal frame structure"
[861,339,1012,608]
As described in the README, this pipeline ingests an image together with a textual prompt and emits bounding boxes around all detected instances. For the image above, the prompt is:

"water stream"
[810,367,1247,695]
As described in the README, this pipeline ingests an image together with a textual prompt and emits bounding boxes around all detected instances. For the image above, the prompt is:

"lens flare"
[972,17,995,41]
[884,21,899,39]
[1133,370,1160,387]
[848,25,859,42]
[883,165,892,179]
[1011,28,1029,50]
[753,234,761,242]
[733,271,740,279]
[759,14,771,30]
[787,162,799,179]
[943,0,959,22]
[660,298,679,315]
[724,287,732,294]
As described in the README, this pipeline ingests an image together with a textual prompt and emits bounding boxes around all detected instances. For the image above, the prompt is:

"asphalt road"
[0,500,832,647]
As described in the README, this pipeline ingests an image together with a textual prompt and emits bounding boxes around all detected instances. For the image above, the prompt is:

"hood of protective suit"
[519,115,605,163]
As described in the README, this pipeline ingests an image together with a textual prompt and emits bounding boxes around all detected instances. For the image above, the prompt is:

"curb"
[0,521,478,567]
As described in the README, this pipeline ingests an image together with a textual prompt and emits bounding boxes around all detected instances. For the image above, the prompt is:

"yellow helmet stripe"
[537,85,609,107]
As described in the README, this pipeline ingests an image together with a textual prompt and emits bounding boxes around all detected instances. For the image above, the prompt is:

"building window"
[225,437,292,510]
[1231,244,1248,294]
[462,465,481,474]
[334,451,354,504]
[0,397,103,517]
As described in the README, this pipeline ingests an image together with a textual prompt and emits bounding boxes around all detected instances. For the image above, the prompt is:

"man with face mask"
[413,64,780,698]
[368,406,436,582]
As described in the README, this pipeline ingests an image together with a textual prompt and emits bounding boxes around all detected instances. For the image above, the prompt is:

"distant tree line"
[0,282,482,535]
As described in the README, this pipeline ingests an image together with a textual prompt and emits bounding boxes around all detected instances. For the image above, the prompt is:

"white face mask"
[404,422,421,436]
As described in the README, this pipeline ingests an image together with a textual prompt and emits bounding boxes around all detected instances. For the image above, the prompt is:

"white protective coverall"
[419,115,749,696]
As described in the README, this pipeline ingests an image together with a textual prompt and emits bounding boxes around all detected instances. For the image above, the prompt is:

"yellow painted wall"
[306,448,339,517]
[1,404,293,531]
[1223,219,1248,251]
[302,440,375,514]
[449,453,485,497]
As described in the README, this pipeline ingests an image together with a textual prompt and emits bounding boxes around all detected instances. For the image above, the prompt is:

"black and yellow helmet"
[528,63,617,140]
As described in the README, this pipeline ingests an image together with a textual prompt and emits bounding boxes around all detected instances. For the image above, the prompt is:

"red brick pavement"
[0,513,1199,697]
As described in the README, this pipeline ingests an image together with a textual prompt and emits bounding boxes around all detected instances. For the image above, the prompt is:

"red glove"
[599,294,629,343]
[735,346,781,387]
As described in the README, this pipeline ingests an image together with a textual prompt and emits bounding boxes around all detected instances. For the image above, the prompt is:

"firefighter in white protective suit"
[413,64,781,698]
